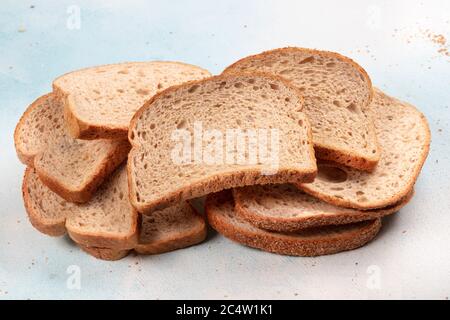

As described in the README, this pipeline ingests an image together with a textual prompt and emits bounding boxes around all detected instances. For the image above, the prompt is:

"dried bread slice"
[297,89,431,210]
[23,165,138,249]
[14,93,130,203]
[22,167,207,260]
[233,184,413,232]
[53,61,211,139]
[223,47,379,171]
[128,73,317,214]
[206,191,381,257]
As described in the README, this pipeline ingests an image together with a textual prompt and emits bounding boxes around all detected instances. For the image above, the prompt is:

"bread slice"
[297,89,431,210]
[233,184,413,232]
[22,167,207,260]
[223,47,379,171]
[128,73,317,214]
[135,203,207,254]
[23,165,138,249]
[206,190,381,257]
[53,61,211,139]
[14,93,130,203]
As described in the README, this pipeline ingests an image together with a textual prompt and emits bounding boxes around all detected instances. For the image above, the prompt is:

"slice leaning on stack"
[53,61,211,139]
[233,184,413,232]
[223,47,380,171]
[297,89,431,210]
[14,93,130,203]
[206,190,381,257]
[128,73,317,214]
[22,165,207,260]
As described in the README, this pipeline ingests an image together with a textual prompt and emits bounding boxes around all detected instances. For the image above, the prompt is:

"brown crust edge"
[206,193,382,257]
[79,245,130,261]
[233,188,414,232]
[53,61,212,140]
[127,72,317,214]
[222,46,380,171]
[33,140,130,203]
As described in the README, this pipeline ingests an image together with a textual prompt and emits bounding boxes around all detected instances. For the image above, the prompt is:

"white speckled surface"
[0,0,449,299]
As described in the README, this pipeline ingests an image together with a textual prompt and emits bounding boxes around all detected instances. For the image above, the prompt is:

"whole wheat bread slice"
[206,190,381,257]
[233,184,413,232]
[128,73,317,214]
[23,165,138,249]
[14,93,130,203]
[53,61,211,139]
[22,167,206,260]
[223,47,379,171]
[298,89,431,210]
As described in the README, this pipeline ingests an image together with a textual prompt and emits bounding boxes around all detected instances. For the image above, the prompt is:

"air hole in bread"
[117,69,129,74]
[347,103,359,113]
[299,56,314,64]
[150,123,156,130]
[317,165,348,183]
[177,119,187,129]
[326,62,336,68]
[234,82,243,88]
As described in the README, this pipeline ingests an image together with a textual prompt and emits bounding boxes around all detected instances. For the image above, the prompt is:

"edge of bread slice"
[206,190,381,257]
[15,93,130,203]
[298,88,431,210]
[128,72,317,214]
[233,184,413,232]
[53,61,211,139]
[134,203,207,254]
[79,245,130,261]
[223,47,379,171]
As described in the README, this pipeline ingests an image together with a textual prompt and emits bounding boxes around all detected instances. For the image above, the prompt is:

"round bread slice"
[53,61,211,139]
[297,89,431,210]
[233,184,413,232]
[128,73,317,214]
[223,47,379,171]
[206,191,381,257]
[14,93,130,203]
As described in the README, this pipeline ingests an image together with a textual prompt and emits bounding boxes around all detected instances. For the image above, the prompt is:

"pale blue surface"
[0,0,449,299]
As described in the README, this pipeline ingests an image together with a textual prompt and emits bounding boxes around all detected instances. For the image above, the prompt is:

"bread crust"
[53,61,212,140]
[128,72,317,214]
[233,188,413,232]
[79,245,130,261]
[14,93,55,166]
[223,47,380,171]
[298,95,431,210]
[206,191,381,257]
[34,140,130,203]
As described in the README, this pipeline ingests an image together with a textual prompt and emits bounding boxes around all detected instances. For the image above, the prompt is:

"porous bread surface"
[135,203,207,254]
[298,89,431,209]
[23,166,138,249]
[14,93,129,202]
[14,94,68,166]
[53,61,211,139]
[233,184,413,231]
[223,47,379,171]
[22,167,207,259]
[206,191,381,257]
[128,73,317,213]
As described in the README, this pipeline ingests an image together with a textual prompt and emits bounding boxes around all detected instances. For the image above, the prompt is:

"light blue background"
[0,0,449,299]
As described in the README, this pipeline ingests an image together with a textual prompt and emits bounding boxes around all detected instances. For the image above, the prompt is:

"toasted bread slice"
[22,167,206,260]
[128,73,317,214]
[53,61,211,139]
[223,47,379,171]
[233,184,413,232]
[206,191,381,257]
[298,89,430,210]
[14,93,130,203]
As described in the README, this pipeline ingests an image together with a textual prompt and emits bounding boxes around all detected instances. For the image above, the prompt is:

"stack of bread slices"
[15,49,430,260]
